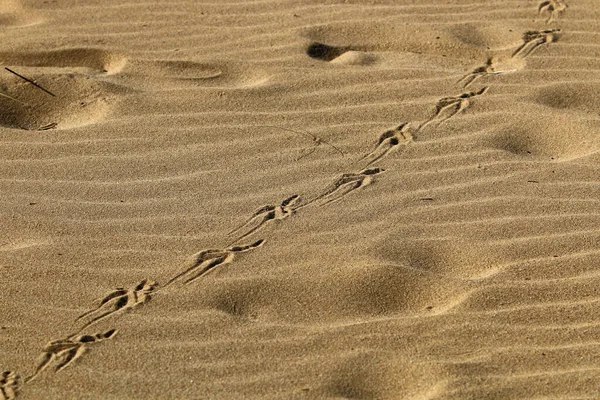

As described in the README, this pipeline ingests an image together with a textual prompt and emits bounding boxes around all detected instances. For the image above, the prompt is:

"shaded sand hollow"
[0,0,599,399]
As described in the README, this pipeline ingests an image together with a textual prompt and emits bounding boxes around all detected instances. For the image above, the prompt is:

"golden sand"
[1,0,599,398]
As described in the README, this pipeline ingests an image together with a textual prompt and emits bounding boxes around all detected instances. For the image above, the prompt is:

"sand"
[0,0,599,398]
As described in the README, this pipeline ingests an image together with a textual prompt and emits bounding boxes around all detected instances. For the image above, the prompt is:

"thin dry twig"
[258,125,345,159]
[5,67,56,97]
[0,90,26,105]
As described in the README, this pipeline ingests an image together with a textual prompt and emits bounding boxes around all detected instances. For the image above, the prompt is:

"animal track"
[539,0,567,23]
[165,239,264,287]
[458,58,521,88]
[512,29,561,59]
[420,87,488,131]
[26,329,117,383]
[357,123,413,167]
[0,371,20,400]
[75,280,158,333]
[228,195,301,245]
[299,168,385,208]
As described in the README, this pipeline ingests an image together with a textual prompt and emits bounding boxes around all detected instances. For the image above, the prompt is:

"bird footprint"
[538,0,567,23]
[26,329,117,383]
[356,123,413,167]
[419,87,489,131]
[228,195,301,245]
[458,58,519,88]
[512,29,561,59]
[299,167,386,208]
[165,239,265,287]
[74,280,158,334]
[0,371,21,400]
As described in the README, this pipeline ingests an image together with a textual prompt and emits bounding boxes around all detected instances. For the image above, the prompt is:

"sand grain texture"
[1,0,599,398]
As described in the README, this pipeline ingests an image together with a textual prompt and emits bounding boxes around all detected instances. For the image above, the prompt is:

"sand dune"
[1,0,599,398]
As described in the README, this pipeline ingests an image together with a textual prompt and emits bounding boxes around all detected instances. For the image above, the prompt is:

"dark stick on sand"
[5,67,56,97]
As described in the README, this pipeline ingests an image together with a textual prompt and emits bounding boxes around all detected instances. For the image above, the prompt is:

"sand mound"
[319,353,447,399]
[0,68,127,130]
[302,20,523,62]
[149,60,223,80]
[0,49,127,75]
[532,81,600,114]
[487,115,600,161]
[116,59,271,91]
[196,262,465,324]
[446,22,524,51]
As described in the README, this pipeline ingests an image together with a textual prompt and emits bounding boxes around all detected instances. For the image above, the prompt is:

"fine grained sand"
[1,0,599,399]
